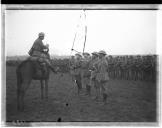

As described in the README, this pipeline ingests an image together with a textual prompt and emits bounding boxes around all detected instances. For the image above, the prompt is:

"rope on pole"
[83,25,87,53]
[70,10,87,55]
[70,11,83,56]
[83,9,87,54]
[70,32,77,55]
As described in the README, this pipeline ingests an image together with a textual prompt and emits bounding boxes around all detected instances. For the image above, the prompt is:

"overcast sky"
[5,10,157,56]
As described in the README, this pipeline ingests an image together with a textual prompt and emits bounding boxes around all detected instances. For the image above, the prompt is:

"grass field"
[5,66,157,124]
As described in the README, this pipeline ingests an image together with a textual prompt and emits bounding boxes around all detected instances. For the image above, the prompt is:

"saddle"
[28,56,47,75]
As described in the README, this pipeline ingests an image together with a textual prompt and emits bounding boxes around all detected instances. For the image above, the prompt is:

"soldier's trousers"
[74,75,82,93]
[96,80,107,95]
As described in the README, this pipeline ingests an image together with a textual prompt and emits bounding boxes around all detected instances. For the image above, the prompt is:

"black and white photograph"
[2,4,161,126]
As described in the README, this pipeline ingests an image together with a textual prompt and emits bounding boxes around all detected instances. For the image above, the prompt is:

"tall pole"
[83,10,87,54]
[83,25,87,53]
[70,12,81,55]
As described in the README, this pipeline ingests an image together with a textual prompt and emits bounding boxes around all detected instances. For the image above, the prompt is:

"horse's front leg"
[40,80,44,99]
[45,79,49,99]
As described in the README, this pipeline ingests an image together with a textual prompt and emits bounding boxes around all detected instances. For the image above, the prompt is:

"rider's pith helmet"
[38,32,45,37]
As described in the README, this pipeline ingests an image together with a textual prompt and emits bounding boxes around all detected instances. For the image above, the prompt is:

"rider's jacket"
[29,38,48,58]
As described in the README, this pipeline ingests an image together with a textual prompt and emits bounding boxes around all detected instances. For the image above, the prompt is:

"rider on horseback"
[28,32,56,73]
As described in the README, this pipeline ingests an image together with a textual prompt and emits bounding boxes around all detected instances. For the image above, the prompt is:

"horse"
[16,57,58,111]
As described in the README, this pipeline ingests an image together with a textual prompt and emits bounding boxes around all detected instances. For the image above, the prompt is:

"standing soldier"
[106,55,114,79]
[114,56,120,79]
[127,55,134,80]
[96,50,109,104]
[151,55,157,82]
[73,53,82,95]
[120,56,125,80]
[89,52,99,99]
[81,52,91,96]
[69,55,75,82]
[136,55,143,80]
[124,55,130,80]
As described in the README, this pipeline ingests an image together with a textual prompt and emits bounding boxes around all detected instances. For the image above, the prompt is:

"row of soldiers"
[106,55,157,81]
[70,54,157,82]
[69,52,157,104]
[69,50,109,104]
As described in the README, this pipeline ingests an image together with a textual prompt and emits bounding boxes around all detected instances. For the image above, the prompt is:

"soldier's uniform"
[89,52,99,98]
[142,55,153,81]
[151,55,156,82]
[96,56,109,83]
[127,56,134,80]
[89,52,99,85]
[81,52,91,95]
[121,56,128,80]
[114,56,120,79]
[106,56,114,79]
[95,50,109,104]
[135,55,143,80]
[29,32,55,73]
[73,53,82,94]
[69,56,75,82]
[31,38,48,57]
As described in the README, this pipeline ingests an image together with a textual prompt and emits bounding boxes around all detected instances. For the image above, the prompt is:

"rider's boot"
[45,59,57,73]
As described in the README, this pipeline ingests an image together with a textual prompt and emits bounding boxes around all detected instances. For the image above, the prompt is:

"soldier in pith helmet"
[81,52,91,96]
[89,51,100,99]
[73,53,83,94]
[95,50,109,104]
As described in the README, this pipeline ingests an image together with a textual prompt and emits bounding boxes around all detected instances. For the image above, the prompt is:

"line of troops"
[69,52,157,104]
[69,50,110,104]
[106,55,157,82]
